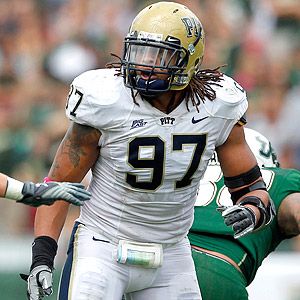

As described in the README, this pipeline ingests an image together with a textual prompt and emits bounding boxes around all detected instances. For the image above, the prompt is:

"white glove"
[21,265,53,300]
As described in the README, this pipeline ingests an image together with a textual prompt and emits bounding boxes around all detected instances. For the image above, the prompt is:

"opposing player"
[25,2,274,300]
[0,172,91,207]
[189,128,299,300]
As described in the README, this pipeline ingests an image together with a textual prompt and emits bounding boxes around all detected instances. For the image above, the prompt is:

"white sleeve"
[209,75,249,146]
[65,71,99,128]
[65,69,129,130]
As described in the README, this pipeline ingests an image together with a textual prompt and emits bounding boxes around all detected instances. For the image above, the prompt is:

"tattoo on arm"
[50,122,101,179]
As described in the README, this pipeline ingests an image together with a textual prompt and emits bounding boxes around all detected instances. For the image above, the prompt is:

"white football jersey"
[66,68,248,244]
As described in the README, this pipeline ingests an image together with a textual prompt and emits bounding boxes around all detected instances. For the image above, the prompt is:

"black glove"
[217,204,256,239]
[18,181,91,207]
[20,265,53,300]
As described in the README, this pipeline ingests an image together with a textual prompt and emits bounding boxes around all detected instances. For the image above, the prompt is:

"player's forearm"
[34,202,70,241]
[278,193,300,236]
[0,173,8,197]
[37,156,88,241]
[237,189,271,221]
[0,173,25,201]
[236,188,270,206]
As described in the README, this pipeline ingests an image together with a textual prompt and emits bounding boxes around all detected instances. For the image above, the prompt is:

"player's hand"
[217,205,256,239]
[20,265,53,300]
[17,181,91,207]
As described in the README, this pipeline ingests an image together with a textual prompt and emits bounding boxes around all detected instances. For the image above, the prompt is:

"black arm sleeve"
[30,236,58,271]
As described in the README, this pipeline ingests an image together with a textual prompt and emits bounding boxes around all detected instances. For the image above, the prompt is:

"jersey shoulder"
[202,74,248,120]
[66,68,133,129]
[72,68,126,106]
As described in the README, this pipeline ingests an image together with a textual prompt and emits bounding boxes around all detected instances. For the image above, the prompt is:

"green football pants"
[192,248,248,300]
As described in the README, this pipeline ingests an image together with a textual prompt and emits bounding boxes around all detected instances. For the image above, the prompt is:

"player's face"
[128,44,178,81]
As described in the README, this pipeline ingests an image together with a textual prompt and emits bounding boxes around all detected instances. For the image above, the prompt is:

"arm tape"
[239,196,275,231]
[30,236,58,271]
[230,180,267,203]
[4,177,24,201]
[224,165,261,189]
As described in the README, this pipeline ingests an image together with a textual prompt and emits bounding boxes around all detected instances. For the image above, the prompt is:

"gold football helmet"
[121,1,205,95]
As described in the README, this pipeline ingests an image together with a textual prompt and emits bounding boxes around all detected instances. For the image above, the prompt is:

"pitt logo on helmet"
[181,17,202,38]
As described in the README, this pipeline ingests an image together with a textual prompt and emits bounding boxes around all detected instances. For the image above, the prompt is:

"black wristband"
[30,236,58,271]
[238,196,267,230]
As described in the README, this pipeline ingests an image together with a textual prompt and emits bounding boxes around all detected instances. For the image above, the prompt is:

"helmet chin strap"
[136,77,169,98]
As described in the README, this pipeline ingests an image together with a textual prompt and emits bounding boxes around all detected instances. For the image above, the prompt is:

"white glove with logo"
[21,265,53,300]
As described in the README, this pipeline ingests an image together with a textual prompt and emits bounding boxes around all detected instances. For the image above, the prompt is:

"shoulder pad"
[202,75,248,120]
[214,75,246,105]
[72,68,123,106]
[66,68,132,129]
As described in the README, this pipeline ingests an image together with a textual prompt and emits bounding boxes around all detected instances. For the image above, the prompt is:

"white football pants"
[58,222,202,300]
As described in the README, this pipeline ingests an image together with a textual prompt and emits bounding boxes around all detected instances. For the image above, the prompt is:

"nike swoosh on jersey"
[92,236,110,243]
[191,116,209,124]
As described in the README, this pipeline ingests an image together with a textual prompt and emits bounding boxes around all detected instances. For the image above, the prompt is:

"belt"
[191,245,242,273]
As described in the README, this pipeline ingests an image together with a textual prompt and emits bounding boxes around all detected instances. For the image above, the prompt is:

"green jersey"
[188,167,300,285]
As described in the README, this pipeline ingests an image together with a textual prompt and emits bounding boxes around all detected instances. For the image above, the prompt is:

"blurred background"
[0,0,299,299]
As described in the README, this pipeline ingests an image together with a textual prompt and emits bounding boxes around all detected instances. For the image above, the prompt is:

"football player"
[0,172,91,207]
[24,2,274,300]
[190,128,299,300]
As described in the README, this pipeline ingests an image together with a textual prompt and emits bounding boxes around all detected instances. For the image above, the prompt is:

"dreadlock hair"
[106,53,122,75]
[184,66,224,112]
[106,53,224,111]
